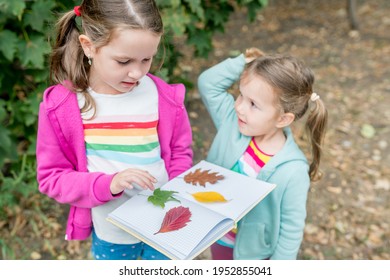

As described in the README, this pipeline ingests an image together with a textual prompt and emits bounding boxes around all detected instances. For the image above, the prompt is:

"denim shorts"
[91,229,170,260]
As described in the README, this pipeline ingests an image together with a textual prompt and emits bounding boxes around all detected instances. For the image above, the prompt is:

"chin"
[238,127,248,136]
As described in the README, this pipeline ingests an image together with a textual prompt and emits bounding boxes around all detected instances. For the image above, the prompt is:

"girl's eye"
[117,58,151,65]
[251,101,259,109]
[117,60,130,65]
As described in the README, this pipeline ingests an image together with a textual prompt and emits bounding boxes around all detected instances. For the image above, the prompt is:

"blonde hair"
[244,49,328,181]
[49,0,163,114]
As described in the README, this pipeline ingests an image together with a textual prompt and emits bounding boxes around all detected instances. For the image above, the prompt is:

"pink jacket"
[36,74,193,240]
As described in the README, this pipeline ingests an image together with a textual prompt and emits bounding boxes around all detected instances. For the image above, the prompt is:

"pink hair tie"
[74,6,81,17]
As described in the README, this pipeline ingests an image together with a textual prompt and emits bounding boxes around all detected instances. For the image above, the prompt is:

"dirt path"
[187,0,390,259]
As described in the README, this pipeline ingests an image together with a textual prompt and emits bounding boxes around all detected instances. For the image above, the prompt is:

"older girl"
[37,0,192,260]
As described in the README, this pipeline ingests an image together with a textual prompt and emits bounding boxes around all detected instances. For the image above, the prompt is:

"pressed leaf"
[190,191,228,203]
[154,206,191,235]
[147,188,180,208]
[184,168,224,187]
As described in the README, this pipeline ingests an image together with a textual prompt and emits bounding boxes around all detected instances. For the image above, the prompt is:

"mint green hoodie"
[198,54,310,260]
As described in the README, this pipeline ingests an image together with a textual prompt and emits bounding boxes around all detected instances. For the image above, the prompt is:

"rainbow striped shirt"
[78,76,168,244]
[83,113,161,172]
[217,138,273,248]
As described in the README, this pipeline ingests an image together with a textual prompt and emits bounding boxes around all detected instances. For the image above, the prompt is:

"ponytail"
[306,97,328,181]
[49,10,89,92]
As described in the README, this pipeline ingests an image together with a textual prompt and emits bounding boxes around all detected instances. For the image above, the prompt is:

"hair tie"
[74,6,81,17]
[310,92,320,102]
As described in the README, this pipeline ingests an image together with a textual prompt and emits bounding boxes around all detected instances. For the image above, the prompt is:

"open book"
[107,160,276,260]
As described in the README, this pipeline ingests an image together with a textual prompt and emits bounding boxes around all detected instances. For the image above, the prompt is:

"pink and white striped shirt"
[217,138,273,248]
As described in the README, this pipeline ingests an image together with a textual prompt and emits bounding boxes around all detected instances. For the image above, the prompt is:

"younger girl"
[198,48,327,260]
[36,0,192,260]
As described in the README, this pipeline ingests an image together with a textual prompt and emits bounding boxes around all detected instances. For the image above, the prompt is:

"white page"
[185,219,233,259]
[162,160,276,221]
[108,193,232,259]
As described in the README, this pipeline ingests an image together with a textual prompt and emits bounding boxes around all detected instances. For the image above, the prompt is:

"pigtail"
[305,97,328,181]
[50,10,89,92]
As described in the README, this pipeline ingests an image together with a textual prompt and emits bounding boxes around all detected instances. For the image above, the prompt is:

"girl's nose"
[128,66,143,80]
[235,100,245,114]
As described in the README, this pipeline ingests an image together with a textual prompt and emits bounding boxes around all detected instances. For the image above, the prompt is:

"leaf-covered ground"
[188,0,390,260]
[2,0,389,260]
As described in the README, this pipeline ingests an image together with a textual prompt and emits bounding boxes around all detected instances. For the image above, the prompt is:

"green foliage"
[160,0,267,57]
[0,154,38,220]
[0,0,267,218]
[0,0,79,216]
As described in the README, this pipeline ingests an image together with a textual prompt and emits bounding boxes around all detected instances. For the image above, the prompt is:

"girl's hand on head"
[244,47,265,63]
[110,168,157,195]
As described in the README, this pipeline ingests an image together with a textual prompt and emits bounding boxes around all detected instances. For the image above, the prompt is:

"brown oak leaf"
[183,168,224,187]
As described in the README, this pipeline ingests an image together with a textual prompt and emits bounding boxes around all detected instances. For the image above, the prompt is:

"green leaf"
[17,35,51,69]
[0,126,13,165]
[187,28,213,57]
[258,0,269,7]
[0,100,6,122]
[238,0,268,6]
[162,6,191,36]
[24,0,56,32]
[147,188,180,208]
[0,126,12,150]
[183,0,204,20]
[0,30,19,61]
[28,69,50,84]
[157,0,181,8]
[0,0,25,19]
[204,4,233,29]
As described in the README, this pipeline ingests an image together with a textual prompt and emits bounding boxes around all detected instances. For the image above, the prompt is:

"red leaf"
[154,206,192,235]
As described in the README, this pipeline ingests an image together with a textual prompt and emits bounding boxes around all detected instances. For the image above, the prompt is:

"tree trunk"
[347,0,359,30]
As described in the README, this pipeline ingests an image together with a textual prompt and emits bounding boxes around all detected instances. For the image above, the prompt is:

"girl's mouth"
[238,118,246,126]
[121,81,140,88]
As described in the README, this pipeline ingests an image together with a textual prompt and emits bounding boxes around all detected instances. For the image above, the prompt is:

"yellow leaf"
[190,191,228,203]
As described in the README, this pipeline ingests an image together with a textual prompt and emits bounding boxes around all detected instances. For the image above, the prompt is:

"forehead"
[240,73,275,98]
[101,28,161,57]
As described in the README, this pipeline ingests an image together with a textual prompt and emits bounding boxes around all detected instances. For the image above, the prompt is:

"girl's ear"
[276,112,295,128]
[79,35,95,57]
